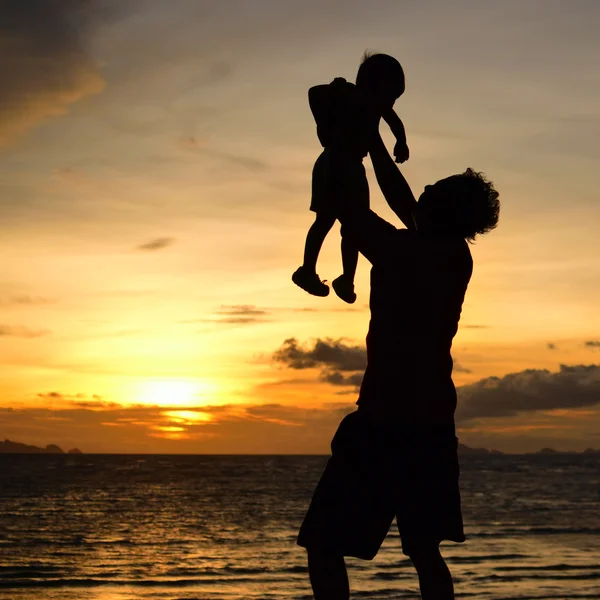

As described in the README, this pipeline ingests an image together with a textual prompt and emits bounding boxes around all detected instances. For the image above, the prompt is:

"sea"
[0,453,598,600]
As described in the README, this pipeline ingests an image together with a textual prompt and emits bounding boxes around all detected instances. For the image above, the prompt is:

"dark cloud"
[273,337,367,372]
[453,361,472,374]
[457,364,600,422]
[273,337,367,391]
[0,325,49,338]
[547,342,558,350]
[462,325,489,329]
[320,370,364,387]
[584,340,600,349]
[0,1,105,145]
[137,237,175,251]
[273,337,470,389]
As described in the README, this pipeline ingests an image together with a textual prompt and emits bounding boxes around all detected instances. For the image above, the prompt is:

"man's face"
[415,177,457,231]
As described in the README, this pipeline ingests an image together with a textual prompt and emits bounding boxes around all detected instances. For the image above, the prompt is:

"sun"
[136,380,207,407]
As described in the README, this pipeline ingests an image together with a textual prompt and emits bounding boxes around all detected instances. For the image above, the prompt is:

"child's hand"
[394,140,409,164]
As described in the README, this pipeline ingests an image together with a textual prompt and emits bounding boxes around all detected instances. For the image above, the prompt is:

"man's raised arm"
[369,133,417,230]
[328,149,400,265]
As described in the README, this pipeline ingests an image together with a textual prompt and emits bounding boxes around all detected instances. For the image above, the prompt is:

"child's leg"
[340,237,358,282]
[331,163,368,304]
[293,212,336,297]
[303,212,336,273]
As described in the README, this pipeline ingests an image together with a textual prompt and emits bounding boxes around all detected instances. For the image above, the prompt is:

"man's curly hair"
[437,168,499,242]
[456,169,500,242]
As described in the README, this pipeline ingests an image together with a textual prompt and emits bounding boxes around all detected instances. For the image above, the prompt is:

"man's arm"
[327,149,400,265]
[369,132,417,230]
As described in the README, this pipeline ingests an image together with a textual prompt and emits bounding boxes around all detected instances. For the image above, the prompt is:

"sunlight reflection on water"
[0,454,598,599]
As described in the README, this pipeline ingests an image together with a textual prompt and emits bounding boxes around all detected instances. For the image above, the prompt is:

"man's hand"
[394,140,410,164]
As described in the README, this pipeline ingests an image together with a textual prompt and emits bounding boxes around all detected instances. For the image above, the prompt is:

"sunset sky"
[2,0,600,453]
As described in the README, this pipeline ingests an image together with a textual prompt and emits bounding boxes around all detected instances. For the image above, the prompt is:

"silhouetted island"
[536,447,558,454]
[0,439,82,454]
[458,443,503,455]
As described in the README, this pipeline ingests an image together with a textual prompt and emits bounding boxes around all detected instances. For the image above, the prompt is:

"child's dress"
[309,78,375,217]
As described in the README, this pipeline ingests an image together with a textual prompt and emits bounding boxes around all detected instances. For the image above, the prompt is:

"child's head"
[356,52,405,105]
[414,169,500,242]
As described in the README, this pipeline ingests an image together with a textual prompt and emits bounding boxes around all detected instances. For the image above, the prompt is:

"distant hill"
[458,442,503,455]
[0,439,82,454]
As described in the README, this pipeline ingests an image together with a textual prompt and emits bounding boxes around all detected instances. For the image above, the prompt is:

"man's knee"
[405,541,442,566]
[307,545,343,567]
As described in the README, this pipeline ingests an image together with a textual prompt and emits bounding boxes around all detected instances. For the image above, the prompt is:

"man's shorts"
[297,409,465,559]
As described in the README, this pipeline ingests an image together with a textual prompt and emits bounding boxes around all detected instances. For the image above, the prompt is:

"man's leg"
[307,547,349,600]
[408,545,455,600]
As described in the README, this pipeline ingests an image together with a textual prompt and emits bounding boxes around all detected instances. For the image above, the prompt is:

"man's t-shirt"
[342,213,473,426]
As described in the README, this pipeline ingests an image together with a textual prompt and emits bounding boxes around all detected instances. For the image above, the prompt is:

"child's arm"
[381,108,409,163]
[308,85,332,147]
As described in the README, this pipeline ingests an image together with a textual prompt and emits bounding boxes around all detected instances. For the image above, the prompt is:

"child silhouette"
[292,53,408,303]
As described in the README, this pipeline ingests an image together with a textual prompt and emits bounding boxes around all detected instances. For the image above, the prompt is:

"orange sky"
[2,1,600,453]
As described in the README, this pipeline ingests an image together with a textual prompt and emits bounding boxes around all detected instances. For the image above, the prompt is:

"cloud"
[183,305,271,326]
[584,340,600,349]
[0,325,49,338]
[273,337,367,372]
[547,342,558,350]
[0,295,56,307]
[273,337,367,391]
[462,325,489,329]
[36,391,116,408]
[4,391,600,453]
[217,305,269,318]
[457,363,600,422]
[0,1,105,145]
[320,370,364,387]
[0,400,356,453]
[291,306,364,314]
[273,337,470,389]
[453,361,472,374]
[137,237,175,251]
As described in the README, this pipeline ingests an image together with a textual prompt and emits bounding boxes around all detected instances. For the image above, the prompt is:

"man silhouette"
[297,132,500,600]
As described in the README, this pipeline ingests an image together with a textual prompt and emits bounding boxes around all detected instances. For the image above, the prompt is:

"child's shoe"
[292,266,329,297]
[332,275,356,304]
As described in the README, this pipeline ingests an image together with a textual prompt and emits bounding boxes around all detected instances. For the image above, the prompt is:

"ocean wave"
[468,526,600,537]
[495,563,599,572]
[447,553,529,563]
[475,572,600,582]
[0,577,260,588]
